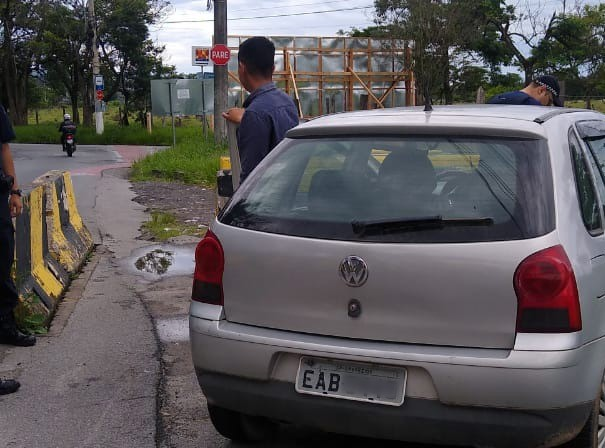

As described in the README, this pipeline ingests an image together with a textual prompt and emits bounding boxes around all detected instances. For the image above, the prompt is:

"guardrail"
[13,171,94,321]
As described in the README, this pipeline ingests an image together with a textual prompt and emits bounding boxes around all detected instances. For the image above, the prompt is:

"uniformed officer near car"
[488,74,563,107]
[0,104,35,395]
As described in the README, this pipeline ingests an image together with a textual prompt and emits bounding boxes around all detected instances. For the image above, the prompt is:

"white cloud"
[151,0,374,73]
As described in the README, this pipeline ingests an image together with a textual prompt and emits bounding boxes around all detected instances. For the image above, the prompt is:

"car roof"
[288,105,603,139]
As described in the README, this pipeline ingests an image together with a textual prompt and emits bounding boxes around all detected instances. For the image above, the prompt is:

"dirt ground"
[129,179,223,446]
[130,180,217,240]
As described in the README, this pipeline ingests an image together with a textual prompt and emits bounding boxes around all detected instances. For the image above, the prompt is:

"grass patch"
[142,211,207,241]
[14,292,49,335]
[131,131,224,186]
[16,104,211,146]
[17,107,224,187]
[13,121,210,146]
[27,105,205,127]
[565,100,605,113]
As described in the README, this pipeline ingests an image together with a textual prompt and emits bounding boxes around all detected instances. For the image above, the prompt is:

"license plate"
[295,357,406,406]
[67,139,73,144]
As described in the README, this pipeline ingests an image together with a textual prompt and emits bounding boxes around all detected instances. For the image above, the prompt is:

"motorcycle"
[63,133,76,157]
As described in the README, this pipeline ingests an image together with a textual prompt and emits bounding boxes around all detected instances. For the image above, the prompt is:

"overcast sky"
[150,0,599,75]
[151,0,375,74]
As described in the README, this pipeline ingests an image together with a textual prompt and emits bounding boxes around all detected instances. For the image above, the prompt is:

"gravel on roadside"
[131,180,217,240]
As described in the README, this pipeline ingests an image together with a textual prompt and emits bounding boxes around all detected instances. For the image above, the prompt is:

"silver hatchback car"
[190,105,605,447]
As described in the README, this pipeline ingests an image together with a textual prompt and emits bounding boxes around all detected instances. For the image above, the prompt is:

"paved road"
[11,143,158,240]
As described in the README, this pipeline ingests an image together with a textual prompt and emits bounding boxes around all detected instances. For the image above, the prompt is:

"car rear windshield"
[220,136,555,243]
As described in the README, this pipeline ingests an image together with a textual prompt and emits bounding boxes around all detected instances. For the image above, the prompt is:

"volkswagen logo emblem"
[339,256,368,287]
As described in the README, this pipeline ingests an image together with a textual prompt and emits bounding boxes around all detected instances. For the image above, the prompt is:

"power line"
[155,22,376,32]
[163,6,373,24]
[230,0,364,13]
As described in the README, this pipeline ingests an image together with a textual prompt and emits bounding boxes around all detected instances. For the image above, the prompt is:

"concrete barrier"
[13,171,94,319]
[39,171,93,272]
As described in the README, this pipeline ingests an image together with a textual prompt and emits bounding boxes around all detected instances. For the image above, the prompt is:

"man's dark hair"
[238,36,275,78]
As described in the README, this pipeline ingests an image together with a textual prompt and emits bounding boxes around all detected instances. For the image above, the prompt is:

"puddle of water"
[135,249,174,274]
[157,317,189,343]
[129,244,195,278]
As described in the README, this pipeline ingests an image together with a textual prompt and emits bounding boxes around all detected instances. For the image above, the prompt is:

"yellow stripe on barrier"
[62,172,84,232]
[29,186,63,298]
[62,172,93,247]
[220,156,231,171]
[48,181,77,272]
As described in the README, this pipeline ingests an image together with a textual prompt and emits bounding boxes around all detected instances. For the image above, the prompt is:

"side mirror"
[217,170,234,197]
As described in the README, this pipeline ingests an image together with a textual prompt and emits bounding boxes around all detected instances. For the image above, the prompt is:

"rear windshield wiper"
[351,216,494,236]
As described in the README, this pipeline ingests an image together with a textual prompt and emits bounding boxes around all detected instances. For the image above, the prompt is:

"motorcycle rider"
[59,113,77,152]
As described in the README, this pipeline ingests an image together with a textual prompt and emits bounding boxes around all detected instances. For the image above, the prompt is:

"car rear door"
[572,120,605,338]
[217,134,556,350]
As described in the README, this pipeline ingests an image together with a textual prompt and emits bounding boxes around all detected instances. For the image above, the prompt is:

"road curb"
[46,246,102,337]
[13,170,94,323]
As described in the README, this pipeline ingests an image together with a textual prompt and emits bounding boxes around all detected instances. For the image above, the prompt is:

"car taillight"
[514,245,581,333]
[192,230,224,305]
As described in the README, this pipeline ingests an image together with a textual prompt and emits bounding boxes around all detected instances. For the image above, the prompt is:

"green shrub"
[15,116,224,187]
[130,132,225,186]
[141,212,207,241]
[14,112,211,146]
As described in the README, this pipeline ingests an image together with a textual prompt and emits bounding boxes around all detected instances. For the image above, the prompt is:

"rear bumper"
[190,304,605,445]
[199,371,592,448]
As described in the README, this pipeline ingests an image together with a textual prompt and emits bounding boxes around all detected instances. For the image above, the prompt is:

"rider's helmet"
[64,113,71,121]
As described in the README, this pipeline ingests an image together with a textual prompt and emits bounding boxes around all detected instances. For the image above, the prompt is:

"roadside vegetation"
[15,123,173,146]
[15,105,209,146]
[130,129,223,186]
[141,212,207,241]
[14,293,48,335]
[15,105,225,187]
[566,100,605,113]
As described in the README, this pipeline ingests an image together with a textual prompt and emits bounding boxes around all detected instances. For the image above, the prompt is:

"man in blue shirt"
[488,75,563,107]
[222,37,299,182]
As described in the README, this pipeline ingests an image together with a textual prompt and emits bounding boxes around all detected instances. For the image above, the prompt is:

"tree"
[0,0,40,124]
[484,71,523,99]
[96,0,169,125]
[374,0,494,105]
[451,65,489,102]
[534,4,605,107]
[0,0,173,127]
[480,0,582,85]
[36,0,89,125]
[27,77,62,124]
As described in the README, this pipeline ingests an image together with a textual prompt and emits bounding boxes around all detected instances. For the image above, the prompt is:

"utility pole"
[88,0,104,134]
[214,0,227,143]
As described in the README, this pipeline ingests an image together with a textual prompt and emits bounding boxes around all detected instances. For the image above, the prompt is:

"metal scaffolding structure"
[226,36,415,118]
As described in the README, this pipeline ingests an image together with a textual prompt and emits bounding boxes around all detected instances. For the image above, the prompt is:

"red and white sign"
[96,90,104,100]
[210,44,231,66]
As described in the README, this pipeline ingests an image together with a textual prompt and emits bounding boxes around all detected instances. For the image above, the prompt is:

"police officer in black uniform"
[0,104,31,394]
[0,105,35,348]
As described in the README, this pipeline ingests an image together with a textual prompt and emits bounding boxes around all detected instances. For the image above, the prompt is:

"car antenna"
[423,93,433,112]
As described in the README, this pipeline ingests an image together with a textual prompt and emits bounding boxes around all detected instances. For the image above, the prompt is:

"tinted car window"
[577,120,605,174]
[576,120,605,227]
[569,129,602,233]
[221,136,555,243]
[584,141,605,215]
